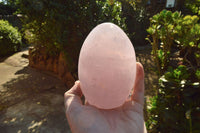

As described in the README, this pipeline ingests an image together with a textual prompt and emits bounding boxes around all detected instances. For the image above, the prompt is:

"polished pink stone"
[78,22,136,109]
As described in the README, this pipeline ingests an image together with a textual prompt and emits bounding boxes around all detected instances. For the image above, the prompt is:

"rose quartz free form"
[78,22,136,109]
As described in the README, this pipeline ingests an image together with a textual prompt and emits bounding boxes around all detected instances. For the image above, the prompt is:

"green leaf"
[157,49,164,63]
[196,70,200,80]
[152,14,159,23]
[147,27,154,35]
[189,41,195,47]
[195,53,200,58]
[172,11,180,19]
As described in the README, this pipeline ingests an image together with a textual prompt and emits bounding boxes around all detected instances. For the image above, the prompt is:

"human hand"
[64,62,147,133]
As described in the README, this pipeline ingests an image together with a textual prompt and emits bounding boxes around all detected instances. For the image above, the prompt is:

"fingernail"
[75,80,80,84]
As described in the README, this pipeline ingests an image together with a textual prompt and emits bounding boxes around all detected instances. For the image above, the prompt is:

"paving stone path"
[0,49,71,133]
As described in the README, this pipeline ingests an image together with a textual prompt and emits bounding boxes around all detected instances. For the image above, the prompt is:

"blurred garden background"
[0,0,200,132]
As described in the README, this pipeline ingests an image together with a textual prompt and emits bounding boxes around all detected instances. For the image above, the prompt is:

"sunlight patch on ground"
[28,119,47,132]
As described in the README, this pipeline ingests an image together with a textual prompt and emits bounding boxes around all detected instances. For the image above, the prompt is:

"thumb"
[131,62,145,106]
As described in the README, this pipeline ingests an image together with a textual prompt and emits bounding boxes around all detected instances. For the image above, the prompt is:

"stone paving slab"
[0,50,71,133]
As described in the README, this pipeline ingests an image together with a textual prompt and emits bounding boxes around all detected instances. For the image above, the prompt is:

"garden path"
[0,49,71,133]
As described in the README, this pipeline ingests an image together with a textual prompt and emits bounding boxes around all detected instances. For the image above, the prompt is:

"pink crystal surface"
[78,22,136,109]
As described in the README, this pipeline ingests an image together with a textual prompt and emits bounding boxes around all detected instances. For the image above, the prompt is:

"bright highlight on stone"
[78,22,136,109]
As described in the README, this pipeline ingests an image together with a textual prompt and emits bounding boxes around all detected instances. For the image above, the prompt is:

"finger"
[64,81,83,116]
[131,62,145,106]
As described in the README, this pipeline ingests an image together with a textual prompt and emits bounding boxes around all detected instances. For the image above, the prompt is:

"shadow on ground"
[0,66,71,133]
[135,46,158,97]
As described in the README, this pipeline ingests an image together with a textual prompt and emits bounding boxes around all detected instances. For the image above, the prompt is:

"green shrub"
[185,0,200,15]
[19,0,126,50]
[0,20,22,56]
[18,0,126,74]
[146,10,200,133]
[146,10,183,75]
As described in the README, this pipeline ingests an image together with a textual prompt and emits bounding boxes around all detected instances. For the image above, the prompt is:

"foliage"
[119,0,150,45]
[146,10,182,75]
[185,0,200,15]
[0,2,16,15]
[146,10,200,133]
[98,0,126,30]
[146,10,200,75]
[18,0,126,73]
[0,20,22,56]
